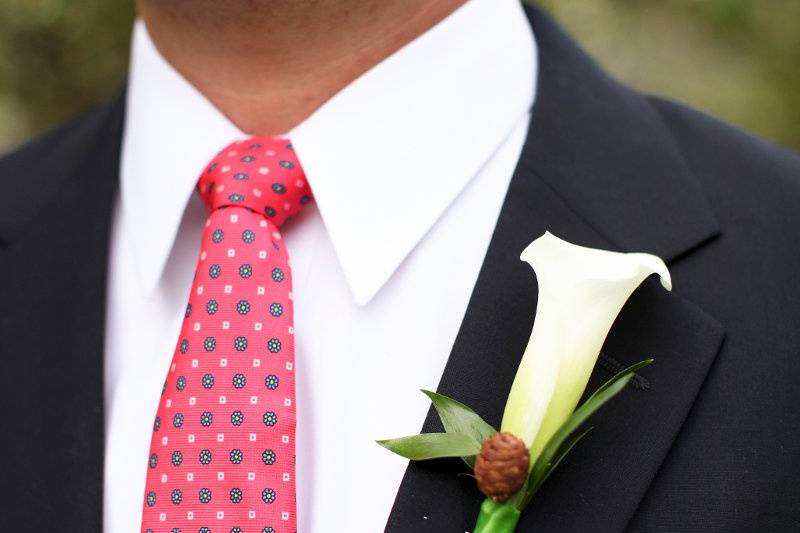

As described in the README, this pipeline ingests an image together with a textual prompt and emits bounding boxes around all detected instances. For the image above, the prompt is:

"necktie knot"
[198,136,312,227]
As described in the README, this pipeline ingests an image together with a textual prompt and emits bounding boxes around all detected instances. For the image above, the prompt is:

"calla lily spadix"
[501,231,672,463]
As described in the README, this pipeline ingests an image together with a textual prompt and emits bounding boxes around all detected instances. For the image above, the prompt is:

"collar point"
[349,282,380,307]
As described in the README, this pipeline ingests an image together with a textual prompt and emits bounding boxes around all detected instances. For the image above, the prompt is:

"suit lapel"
[386,5,725,532]
[0,93,123,531]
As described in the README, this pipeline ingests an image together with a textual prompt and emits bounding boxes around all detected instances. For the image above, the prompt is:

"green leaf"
[376,432,482,461]
[522,427,593,507]
[421,389,496,442]
[524,359,653,506]
[584,358,653,405]
[540,427,593,486]
[530,374,631,483]
[421,389,497,467]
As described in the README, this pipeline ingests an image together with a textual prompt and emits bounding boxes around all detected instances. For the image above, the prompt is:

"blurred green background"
[1,0,798,152]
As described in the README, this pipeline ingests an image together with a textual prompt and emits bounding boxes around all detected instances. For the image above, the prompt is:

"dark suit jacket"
[1,5,799,532]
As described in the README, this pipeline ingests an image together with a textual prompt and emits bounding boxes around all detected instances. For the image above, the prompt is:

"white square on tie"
[170,363,176,372]
[165,399,172,408]
[259,220,268,227]
[283,473,290,481]
[160,513,166,521]
[229,214,237,223]
[217,184,225,192]
[196,286,204,295]
[217,472,225,480]
[284,398,291,407]
[253,189,262,197]
[217,433,224,442]
[281,435,289,444]
[192,359,199,368]
[193,322,200,331]
[219,395,226,404]
[257,286,265,295]
[249,510,256,519]
[224,285,233,293]
[189,397,196,406]
[253,359,261,367]
[162,436,168,446]
[248,472,255,481]
[254,323,262,331]
[258,250,267,259]
[187,512,194,520]
[188,434,195,443]
[282,512,289,520]
[259,167,269,175]
[249,433,257,441]
[222,321,230,330]
[200,251,207,261]
[187,473,193,481]
[220,359,228,367]
[227,248,235,257]
[272,231,281,240]
[217,511,224,519]
[250,396,258,404]
[161,474,167,483]
[288,326,294,335]
[286,362,293,371]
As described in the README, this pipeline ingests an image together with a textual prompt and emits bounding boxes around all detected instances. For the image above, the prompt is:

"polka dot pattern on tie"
[140,138,311,533]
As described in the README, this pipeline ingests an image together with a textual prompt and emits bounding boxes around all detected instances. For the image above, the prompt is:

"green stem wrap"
[472,499,521,533]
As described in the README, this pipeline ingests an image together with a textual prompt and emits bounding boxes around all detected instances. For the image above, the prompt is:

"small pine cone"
[474,432,529,502]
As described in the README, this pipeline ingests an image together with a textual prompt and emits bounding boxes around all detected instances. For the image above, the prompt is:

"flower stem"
[473,498,521,533]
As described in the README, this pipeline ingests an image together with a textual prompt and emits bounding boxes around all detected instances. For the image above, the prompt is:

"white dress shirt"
[103,0,537,531]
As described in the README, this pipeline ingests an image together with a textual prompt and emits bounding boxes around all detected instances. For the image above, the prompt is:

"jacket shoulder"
[0,96,123,239]
[0,100,120,184]
[649,95,800,258]
[649,96,800,195]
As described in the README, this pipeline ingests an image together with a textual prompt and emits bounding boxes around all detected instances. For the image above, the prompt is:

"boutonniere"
[378,232,671,532]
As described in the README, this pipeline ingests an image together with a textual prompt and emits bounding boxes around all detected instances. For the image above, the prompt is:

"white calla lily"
[501,232,672,463]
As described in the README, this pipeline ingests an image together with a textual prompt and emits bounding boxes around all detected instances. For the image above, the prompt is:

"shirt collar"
[121,0,537,304]
[121,20,244,297]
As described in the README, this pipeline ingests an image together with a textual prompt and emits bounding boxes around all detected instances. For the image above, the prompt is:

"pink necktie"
[140,137,311,533]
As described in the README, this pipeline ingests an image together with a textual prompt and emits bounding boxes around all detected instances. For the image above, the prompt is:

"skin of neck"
[136,0,466,135]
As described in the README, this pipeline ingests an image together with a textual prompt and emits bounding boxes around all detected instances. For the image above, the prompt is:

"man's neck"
[137,0,465,135]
